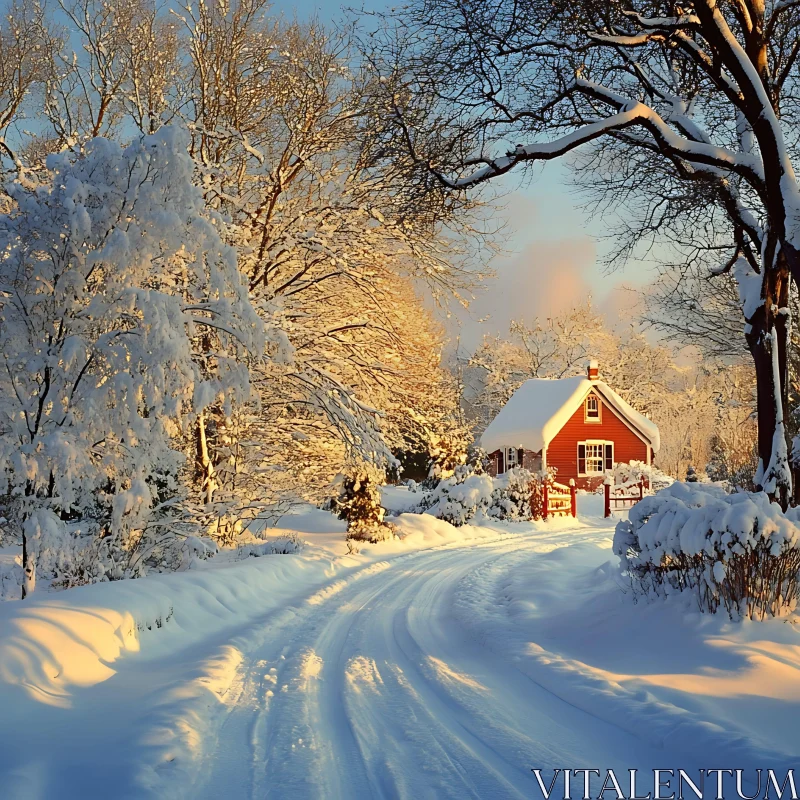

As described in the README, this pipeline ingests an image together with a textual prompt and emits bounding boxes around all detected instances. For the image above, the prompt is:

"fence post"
[569,478,576,518]
[542,482,549,520]
[604,477,611,518]
[639,480,644,501]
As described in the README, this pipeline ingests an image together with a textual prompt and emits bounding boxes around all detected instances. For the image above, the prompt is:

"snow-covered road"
[2,513,798,799]
[187,525,776,800]
[194,528,667,800]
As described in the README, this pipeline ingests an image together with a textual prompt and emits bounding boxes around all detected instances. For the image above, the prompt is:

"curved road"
[194,531,670,800]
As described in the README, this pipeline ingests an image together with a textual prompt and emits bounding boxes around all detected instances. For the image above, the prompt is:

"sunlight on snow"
[0,606,141,707]
[345,656,385,694]
[425,656,488,693]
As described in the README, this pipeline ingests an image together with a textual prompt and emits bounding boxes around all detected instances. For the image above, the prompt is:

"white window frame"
[578,440,613,476]
[584,394,601,422]
[505,447,518,471]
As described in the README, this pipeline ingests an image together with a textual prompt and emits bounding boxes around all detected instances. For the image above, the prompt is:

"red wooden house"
[481,361,660,490]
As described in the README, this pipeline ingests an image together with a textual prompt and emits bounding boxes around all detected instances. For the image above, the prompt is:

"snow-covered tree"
[368,0,800,507]
[331,466,396,545]
[147,7,477,514]
[467,304,623,427]
[0,126,264,596]
[0,0,481,547]
[468,303,672,425]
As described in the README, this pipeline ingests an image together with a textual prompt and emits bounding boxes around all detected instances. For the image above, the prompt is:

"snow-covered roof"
[480,376,660,454]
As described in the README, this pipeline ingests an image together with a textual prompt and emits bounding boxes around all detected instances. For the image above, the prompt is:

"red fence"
[604,479,649,517]
[541,479,577,519]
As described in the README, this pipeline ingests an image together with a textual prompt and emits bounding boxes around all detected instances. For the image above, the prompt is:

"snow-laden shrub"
[488,468,534,520]
[422,464,494,526]
[612,460,673,491]
[0,558,22,601]
[422,465,541,525]
[238,533,305,558]
[42,518,200,590]
[179,536,219,570]
[613,482,800,619]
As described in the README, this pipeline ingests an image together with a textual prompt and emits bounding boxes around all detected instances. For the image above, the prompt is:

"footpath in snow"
[0,491,798,798]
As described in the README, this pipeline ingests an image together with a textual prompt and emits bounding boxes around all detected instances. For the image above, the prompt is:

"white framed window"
[578,441,613,475]
[505,447,518,470]
[585,394,600,422]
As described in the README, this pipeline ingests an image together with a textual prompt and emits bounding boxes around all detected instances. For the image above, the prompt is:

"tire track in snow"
[198,529,651,799]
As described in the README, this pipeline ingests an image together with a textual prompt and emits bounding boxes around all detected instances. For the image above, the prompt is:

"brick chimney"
[587,359,599,380]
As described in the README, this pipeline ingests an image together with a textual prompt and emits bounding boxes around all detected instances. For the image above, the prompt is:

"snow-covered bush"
[612,461,673,491]
[179,536,220,570]
[488,468,533,520]
[238,533,305,558]
[421,464,493,525]
[331,467,397,544]
[0,127,264,596]
[613,482,800,619]
[422,465,539,525]
[0,558,23,601]
[465,444,491,476]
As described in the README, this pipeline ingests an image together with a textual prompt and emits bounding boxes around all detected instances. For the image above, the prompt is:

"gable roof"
[480,376,660,454]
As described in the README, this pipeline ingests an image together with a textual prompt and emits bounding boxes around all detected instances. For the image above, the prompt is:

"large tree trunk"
[747,257,792,508]
[20,527,35,599]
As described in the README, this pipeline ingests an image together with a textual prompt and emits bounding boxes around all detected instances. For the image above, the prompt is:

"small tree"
[332,466,396,545]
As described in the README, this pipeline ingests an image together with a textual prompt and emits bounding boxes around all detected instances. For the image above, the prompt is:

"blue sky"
[274,0,656,350]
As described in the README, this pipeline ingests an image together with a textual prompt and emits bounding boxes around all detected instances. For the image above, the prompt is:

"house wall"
[546,395,650,490]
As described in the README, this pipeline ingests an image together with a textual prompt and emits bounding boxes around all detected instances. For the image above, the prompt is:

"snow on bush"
[0,558,22,601]
[488,468,534,521]
[612,460,673,491]
[238,533,305,558]
[422,465,494,526]
[179,536,220,570]
[422,465,537,526]
[613,482,800,619]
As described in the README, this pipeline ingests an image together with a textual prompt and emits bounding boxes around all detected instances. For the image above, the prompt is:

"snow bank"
[381,484,423,515]
[0,549,324,699]
[452,539,798,770]
[0,508,515,701]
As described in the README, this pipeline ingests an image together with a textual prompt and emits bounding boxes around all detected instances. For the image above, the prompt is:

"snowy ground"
[0,492,798,798]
